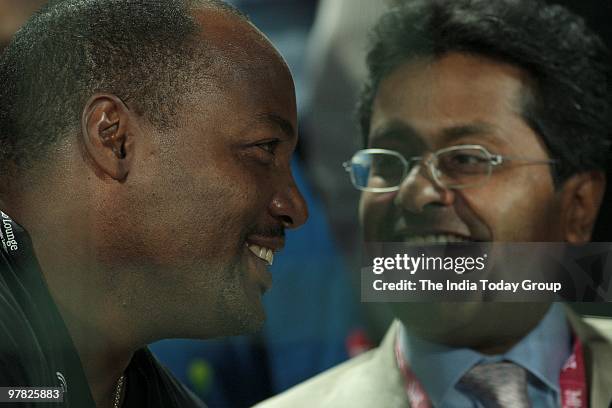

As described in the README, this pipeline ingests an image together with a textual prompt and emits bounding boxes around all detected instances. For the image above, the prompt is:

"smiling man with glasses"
[259,0,612,407]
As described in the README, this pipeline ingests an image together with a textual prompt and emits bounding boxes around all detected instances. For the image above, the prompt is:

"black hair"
[0,0,245,174]
[358,0,612,184]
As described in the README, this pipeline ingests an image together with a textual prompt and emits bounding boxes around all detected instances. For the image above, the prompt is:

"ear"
[80,94,136,181]
[559,171,606,244]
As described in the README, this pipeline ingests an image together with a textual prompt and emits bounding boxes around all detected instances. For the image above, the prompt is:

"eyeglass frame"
[342,145,558,192]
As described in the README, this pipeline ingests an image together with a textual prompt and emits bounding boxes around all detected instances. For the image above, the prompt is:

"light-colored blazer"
[256,310,612,408]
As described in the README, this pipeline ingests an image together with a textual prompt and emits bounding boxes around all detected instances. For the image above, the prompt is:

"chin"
[215,290,267,337]
[238,311,266,334]
[195,262,268,337]
[394,302,482,341]
[176,305,266,340]
[233,294,267,332]
[214,310,265,338]
[394,302,550,349]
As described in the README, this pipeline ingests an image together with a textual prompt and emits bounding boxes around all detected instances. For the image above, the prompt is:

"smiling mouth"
[402,234,476,244]
[247,243,274,265]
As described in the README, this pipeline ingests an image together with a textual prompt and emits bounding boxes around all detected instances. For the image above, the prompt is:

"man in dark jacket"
[0,0,307,406]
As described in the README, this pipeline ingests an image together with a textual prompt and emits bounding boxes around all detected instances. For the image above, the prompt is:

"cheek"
[180,169,264,253]
[464,172,559,241]
[360,192,396,240]
[135,164,263,266]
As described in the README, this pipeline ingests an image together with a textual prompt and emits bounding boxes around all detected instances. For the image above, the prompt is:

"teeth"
[403,234,472,244]
[247,244,274,265]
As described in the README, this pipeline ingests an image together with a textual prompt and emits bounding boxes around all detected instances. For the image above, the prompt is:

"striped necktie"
[457,362,531,408]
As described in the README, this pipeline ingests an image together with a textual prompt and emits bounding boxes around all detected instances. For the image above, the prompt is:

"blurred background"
[2,0,611,406]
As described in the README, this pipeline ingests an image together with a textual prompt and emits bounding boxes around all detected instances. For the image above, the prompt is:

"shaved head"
[0,0,250,179]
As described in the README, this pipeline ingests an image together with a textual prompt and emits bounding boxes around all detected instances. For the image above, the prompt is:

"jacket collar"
[565,306,612,408]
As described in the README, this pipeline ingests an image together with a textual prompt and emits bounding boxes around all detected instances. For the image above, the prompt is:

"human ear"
[559,171,606,243]
[80,94,135,181]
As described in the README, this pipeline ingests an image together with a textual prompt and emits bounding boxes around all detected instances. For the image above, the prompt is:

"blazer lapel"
[565,307,612,408]
[367,320,411,407]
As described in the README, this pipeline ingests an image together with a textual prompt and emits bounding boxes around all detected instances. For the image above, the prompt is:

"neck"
[473,338,521,355]
[58,303,133,408]
[10,167,151,407]
[19,207,139,408]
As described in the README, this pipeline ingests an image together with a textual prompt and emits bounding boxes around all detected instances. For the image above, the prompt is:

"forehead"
[173,8,296,137]
[370,53,542,152]
[193,7,294,90]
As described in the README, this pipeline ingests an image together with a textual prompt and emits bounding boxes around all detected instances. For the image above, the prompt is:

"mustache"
[249,225,285,239]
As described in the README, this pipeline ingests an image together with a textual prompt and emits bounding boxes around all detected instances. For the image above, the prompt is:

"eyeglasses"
[343,145,557,192]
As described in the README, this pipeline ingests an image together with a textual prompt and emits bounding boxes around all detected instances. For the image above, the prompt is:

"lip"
[245,234,285,252]
[244,233,283,294]
[392,229,483,242]
[243,244,273,293]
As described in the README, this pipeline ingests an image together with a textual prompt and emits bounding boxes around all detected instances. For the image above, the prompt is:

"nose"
[269,171,309,229]
[394,162,455,212]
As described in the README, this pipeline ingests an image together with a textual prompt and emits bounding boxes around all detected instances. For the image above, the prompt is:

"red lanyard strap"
[394,336,432,408]
[559,337,588,408]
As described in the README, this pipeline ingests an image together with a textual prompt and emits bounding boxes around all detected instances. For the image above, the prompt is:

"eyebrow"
[369,121,421,146]
[440,123,506,144]
[257,113,296,140]
[370,120,506,147]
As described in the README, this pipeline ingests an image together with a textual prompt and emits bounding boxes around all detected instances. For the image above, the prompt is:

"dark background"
[553,0,612,315]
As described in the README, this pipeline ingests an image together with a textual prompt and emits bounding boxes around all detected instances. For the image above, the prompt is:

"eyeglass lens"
[351,152,405,190]
[350,148,492,190]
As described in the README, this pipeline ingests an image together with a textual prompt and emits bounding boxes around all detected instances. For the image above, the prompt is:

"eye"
[438,150,490,175]
[371,155,401,178]
[452,153,483,165]
[256,139,280,155]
